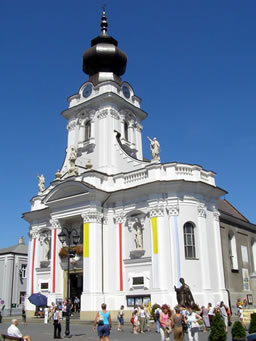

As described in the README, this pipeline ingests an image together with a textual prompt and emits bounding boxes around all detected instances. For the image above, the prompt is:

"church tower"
[61,10,147,176]
[24,10,228,319]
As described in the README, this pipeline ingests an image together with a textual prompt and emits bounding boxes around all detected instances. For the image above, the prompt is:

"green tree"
[249,312,256,334]
[209,313,227,341]
[231,321,246,340]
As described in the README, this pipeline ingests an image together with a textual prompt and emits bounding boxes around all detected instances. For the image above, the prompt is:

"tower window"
[124,121,129,141]
[183,222,196,259]
[228,231,238,270]
[21,264,27,278]
[85,120,91,140]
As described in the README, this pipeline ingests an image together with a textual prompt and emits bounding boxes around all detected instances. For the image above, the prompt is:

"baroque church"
[23,10,237,319]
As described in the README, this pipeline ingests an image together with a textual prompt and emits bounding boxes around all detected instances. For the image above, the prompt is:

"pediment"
[44,181,92,204]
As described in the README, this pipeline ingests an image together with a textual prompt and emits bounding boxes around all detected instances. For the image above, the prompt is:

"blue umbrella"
[28,293,47,307]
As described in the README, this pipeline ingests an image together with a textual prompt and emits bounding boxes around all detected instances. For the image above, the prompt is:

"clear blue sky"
[1,0,256,248]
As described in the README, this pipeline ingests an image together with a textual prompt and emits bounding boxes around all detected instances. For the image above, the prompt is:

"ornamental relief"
[30,228,40,239]
[67,120,77,131]
[110,109,120,120]
[213,210,220,221]
[97,109,108,120]
[82,212,102,223]
[197,205,207,218]
[148,205,165,218]
[50,219,61,230]
[114,214,125,224]
[167,205,180,216]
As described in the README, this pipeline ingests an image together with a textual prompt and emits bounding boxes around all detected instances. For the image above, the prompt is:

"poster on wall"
[242,268,250,291]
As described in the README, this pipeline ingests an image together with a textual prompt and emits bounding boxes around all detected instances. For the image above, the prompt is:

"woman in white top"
[44,306,49,324]
[186,307,201,341]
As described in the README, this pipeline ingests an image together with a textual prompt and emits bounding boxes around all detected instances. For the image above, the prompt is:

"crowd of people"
[92,299,245,341]
[6,297,247,341]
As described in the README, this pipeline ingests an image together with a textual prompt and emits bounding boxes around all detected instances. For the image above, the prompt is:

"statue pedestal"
[130,249,145,259]
[40,261,50,268]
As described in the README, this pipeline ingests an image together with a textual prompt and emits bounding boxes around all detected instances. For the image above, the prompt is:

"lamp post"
[58,228,80,338]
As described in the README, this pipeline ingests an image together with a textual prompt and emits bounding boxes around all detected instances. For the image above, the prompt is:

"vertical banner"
[119,223,123,291]
[84,223,89,257]
[52,229,57,293]
[31,238,36,294]
[151,216,158,254]
[242,268,249,291]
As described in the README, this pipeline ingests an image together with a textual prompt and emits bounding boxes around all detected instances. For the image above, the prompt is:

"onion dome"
[82,9,127,84]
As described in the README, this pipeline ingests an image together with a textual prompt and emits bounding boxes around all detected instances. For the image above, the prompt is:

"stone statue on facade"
[134,221,143,249]
[174,277,195,307]
[68,146,78,176]
[55,169,62,179]
[37,174,45,193]
[39,232,51,265]
[147,136,160,161]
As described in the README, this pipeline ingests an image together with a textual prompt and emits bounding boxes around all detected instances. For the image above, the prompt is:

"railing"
[124,171,148,184]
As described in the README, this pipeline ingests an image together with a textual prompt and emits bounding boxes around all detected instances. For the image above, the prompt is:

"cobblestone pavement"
[0,319,235,341]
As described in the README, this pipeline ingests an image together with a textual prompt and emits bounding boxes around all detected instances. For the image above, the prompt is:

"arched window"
[228,231,238,270]
[85,120,91,140]
[252,240,256,272]
[124,121,129,141]
[183,222,196,259]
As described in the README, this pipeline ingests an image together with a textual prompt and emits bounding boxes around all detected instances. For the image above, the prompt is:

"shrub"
[151,303,160,321]
[249,312,256,334]
[231,321,246,340]
[208,313,227,341]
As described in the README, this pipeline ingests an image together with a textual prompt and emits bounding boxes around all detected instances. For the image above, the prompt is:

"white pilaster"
[81,211,104,311]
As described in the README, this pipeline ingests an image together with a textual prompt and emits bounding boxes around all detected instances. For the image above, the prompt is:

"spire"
[82,9,127,85]
[100,7,108,36]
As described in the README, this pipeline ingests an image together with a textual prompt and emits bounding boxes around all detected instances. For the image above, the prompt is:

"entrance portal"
[70,273,83,312]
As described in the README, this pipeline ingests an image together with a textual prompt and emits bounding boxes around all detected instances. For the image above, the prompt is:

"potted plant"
[209,313,227,341]
[59,244,83,257]
[249,313,256,334]
[231,320,246,341]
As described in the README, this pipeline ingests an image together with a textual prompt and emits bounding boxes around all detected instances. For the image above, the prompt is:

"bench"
[1,334,23,341]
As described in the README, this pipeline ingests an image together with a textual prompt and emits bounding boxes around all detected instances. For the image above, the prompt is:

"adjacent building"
[218,199,256,310]
[0,237,28,316]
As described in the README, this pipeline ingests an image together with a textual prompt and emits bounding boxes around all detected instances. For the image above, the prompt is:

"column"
[66,120,77,149]
[197,205,211,289]
[25,229,39,314]
[213,209,227,291]
[81,211,104,313]
[78,120,85,144]
[30,229,39,295]
[135,123,143,160]
[114,214,125,292]
[167,204,180,287]
[149,205,165,289]
[50,219,62,295]
[128,122,134,145]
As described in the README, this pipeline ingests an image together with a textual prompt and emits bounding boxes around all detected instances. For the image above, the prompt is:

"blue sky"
[1,0,256,248]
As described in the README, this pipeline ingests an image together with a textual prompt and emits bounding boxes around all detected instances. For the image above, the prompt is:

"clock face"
[122,85,130,99]
[83,84,93,98]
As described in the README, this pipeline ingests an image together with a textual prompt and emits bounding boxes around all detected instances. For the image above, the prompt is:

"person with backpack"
[155,307,161,333]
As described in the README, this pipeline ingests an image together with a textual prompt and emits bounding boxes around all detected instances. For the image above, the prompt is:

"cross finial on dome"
[101,5,108,36]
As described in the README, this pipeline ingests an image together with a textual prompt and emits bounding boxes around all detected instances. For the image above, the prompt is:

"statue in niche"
[39,233,51,262]
[37,174,45,193]
[134,221,143,250]
[174,278,195,307]
[147,136,160,161]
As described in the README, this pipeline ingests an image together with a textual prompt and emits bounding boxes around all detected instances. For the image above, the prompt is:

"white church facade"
[23,11,228,319]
